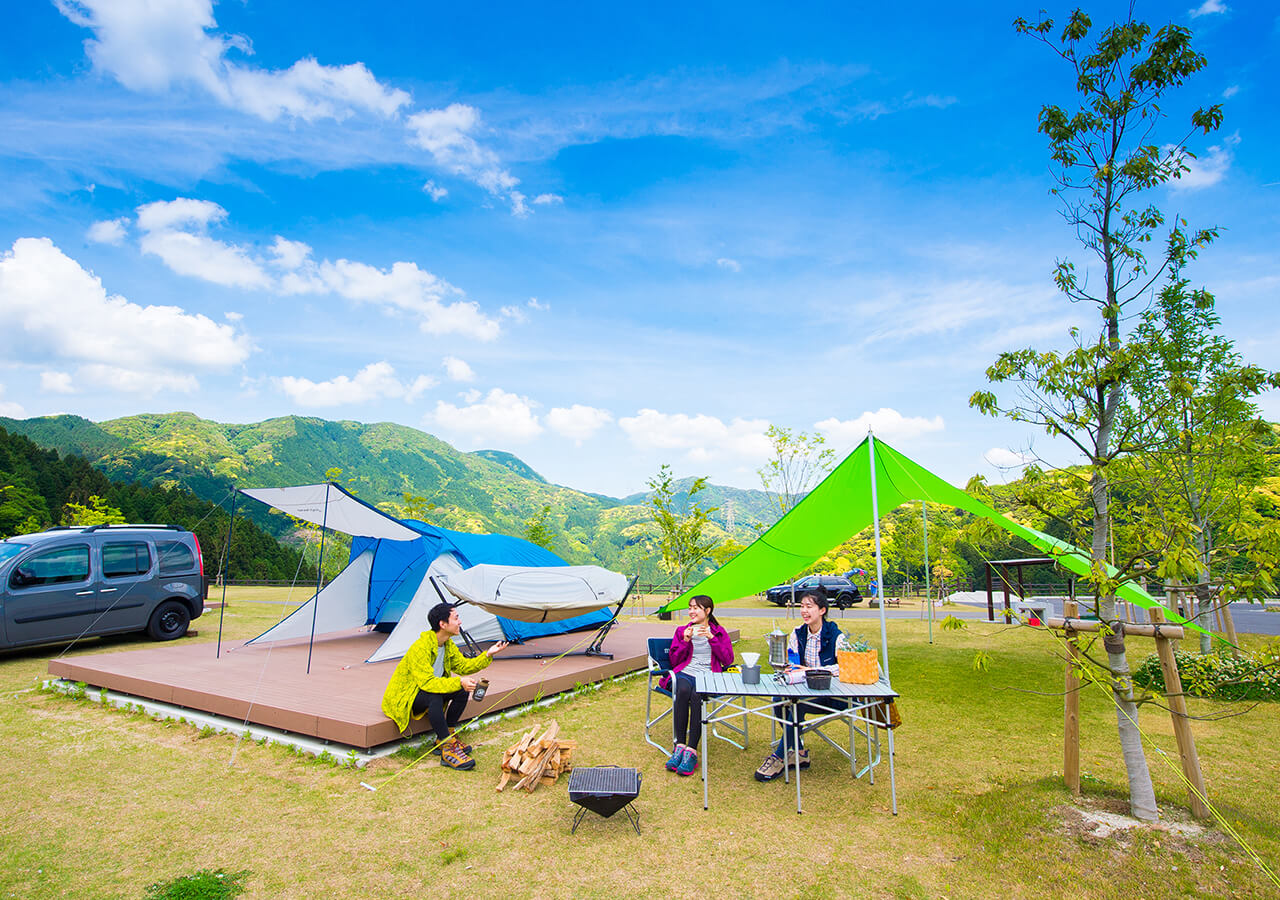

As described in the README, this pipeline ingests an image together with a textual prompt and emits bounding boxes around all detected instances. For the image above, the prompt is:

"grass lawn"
[1,587,1277,898]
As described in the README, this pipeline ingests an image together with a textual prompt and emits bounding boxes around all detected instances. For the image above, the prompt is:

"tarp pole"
[868,431,890,681]
[216,490,238,659]
[306,482,331,675]
[922,500,932,644]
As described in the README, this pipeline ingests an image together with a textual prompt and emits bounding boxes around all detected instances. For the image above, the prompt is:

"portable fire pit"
[567,765,642,834]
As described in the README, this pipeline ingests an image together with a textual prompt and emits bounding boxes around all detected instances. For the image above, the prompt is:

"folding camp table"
[694,671,899,815]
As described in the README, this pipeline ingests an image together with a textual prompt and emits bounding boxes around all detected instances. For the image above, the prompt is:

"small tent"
[241,484,614,661]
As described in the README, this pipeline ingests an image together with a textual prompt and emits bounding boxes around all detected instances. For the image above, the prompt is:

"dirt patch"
[1053,798,1228,860]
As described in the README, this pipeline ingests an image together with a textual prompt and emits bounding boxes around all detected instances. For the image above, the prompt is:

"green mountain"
[0,412,772,578]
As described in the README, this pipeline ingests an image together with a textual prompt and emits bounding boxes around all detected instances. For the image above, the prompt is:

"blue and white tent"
[240,484,614,663]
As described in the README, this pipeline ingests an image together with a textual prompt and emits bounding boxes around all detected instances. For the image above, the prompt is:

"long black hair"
[689,594,720,629]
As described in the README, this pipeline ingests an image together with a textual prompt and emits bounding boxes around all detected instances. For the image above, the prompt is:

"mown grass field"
[1,587,1277,899]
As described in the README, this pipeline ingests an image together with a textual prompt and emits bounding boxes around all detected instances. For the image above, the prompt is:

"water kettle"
[766,622,789,669]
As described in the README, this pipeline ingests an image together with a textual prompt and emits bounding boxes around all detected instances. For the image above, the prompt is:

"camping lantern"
[766,623,788,669]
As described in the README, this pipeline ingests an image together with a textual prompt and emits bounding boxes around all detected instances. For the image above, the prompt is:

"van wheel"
[147,600,191,641]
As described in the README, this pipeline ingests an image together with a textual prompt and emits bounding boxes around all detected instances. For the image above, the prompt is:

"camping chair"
[643,637,749,755]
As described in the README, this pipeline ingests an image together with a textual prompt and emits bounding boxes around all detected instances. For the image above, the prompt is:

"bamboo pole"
[1149,608,1210,819]
[1063,600,1080,796]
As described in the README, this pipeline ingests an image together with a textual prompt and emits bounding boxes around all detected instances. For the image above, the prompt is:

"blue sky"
[1,0,1276,498]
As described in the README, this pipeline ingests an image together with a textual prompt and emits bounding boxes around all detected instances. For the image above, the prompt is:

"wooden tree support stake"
[1063,600,1080,796]
[1149,608,1211,819]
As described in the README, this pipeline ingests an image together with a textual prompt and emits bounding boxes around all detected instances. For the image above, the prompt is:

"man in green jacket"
[382,602,509,770]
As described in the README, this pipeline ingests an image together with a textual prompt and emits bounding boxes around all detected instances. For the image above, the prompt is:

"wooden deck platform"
[47,621,716,750]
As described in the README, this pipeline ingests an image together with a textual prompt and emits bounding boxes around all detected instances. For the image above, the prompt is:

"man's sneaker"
[665,744,686,772]
[430,734,473,756]
[754,753,785,782]
[440,738,475,771]
[676,747,699,776]
[785,748,810,769]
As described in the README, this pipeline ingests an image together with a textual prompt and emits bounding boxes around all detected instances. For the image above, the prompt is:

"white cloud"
[715,257,741,272]
[129,198,502,340]
[55,0,409,122]
[1189,0,1227,17]
[527,297,548,311]
[86,218,128,245]
[430,388,543,444]
[499,304,527,322]
[816,408,944,445]
[40,371,75,394]
[135,198,271,288]
[984,447,1034,470]
[618,409,772,461]
[0,385,25,418]
[276,361,431,407]
[531,193,563,205]
[1222,85,1240,99]
[547,405,614,444]
[422,180,448,201]
[0,237,250,394]
[1169,139,1234,192]
[442,356,475,382]
[405,374,438,402]
[406,103,527,215]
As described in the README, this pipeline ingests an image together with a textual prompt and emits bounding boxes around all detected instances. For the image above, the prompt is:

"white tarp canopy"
[440,564,629,623]
[240,483,420,541]
[244,549,375,646]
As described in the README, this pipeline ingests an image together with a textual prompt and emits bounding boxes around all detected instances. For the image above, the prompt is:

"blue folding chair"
[643,636,748,755]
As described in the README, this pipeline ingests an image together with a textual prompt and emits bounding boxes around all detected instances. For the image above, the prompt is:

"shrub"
[145,869,250,899]
[1133,644,1280,702]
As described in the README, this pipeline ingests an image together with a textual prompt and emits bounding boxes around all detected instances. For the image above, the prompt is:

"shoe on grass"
[677,747,699,776]
[754,754,784,782]
[440,738,475,771]
[430,734,473,756]
[665,743,686,772]
[784,748,810,769]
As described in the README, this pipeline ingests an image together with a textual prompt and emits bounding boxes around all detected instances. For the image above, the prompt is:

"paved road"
[638,600,1280,636]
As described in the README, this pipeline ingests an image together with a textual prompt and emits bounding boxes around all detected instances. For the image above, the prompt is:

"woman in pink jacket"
[664,594,734,776]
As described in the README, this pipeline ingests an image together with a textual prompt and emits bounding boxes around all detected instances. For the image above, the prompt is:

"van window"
[10,545,90,588]
[157,540,196,575]
[103,541,151,578]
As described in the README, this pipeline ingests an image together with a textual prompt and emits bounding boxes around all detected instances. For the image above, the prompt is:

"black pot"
[804,669,832,690]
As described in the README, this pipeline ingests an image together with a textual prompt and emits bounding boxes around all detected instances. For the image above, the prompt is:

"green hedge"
[1133,646,1280,702]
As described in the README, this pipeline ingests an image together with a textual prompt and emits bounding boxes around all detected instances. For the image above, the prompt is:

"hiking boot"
[754,753,785,782]
[440,738,475,771]
[665,744,686,772]
[785,748,810,769]
[677,747,699,776]
[430,734,472,756]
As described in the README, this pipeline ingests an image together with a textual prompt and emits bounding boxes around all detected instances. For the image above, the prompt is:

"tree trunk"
[1092,468,1159,821]
[1194,526,1213,655]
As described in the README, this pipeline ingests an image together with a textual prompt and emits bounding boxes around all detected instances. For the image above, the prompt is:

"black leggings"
[412,688,469,741]
[672,674,704,749]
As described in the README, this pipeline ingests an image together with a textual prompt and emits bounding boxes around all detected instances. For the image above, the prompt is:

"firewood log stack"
[496,721,577,793]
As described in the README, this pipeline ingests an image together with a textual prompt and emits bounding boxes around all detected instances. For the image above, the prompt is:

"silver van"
[0,524,207,652]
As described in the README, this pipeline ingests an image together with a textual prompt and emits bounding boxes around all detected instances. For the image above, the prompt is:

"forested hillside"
[0,426,313,582]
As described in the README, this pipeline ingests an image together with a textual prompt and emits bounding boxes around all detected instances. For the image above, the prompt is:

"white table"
[693,670,899,815]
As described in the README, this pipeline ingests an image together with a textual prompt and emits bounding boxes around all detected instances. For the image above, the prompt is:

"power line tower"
[725,498,736,532]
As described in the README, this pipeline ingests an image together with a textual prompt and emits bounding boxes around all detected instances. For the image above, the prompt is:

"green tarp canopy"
[658,435,1198,633]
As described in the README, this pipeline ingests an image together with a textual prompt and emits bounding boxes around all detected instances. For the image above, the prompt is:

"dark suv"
[765,574,862,609]
[0,524,206,652]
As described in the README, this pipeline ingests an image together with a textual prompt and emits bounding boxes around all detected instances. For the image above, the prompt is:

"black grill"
[568,766,642,834]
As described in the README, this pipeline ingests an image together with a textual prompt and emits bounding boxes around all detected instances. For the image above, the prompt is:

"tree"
[64,495,126,526]
[645,464,719,591]
[971,8,1222,821]
[757,425,836,519]
[523,503,558,552]
[1127,269,1280,652]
